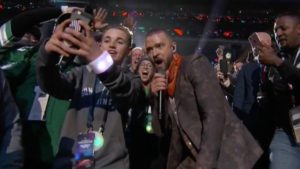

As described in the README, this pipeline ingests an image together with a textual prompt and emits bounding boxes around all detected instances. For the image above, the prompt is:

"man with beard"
[143,29,262,169]
[258,11,300,169]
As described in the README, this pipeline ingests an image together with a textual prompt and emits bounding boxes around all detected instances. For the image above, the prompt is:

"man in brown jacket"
[145,29,262,169]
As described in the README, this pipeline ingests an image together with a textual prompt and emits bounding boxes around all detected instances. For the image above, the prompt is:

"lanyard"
[293,47,300,66]
[87,78,109,133]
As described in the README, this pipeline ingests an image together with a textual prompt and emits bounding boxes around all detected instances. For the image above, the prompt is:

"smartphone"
[219,58,229,76]
[69,10,93,32]
[248,32,271,56]
[58,10,93,67]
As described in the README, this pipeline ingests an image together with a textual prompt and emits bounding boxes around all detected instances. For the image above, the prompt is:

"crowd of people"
[0,3,300,169]
[0,1,278,40]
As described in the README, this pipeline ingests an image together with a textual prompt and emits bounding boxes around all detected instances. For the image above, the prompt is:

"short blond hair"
[102,25,133,48]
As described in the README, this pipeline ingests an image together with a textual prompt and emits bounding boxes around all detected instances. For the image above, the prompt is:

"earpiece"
[172,45,176,53]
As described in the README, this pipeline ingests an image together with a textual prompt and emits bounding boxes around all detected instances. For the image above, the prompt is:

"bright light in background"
[223,31,233,38]
[173,28,184,36]
[121,10,128,17]
[137,26,146,34]
[133,29,145,48]
[194,0,226,56]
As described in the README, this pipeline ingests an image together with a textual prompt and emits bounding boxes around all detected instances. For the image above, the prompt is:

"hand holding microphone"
[150,69,167,120]
[150,69,167,96]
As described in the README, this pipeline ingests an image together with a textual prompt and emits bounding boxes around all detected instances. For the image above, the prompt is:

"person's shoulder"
[179,54,210,76]
[0,20,17,49]
[191,54,208,61]
[182,54,209,67]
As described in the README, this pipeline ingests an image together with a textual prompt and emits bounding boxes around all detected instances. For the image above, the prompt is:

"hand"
[258,45,283,66]
[45,19,71,57]
[216,47,224,58]
[60,20,103,63]
[76,159,94,169]
[216,71,225,81]
[150,73,167,96]
[93,8,109,31]
[216,71,231,87]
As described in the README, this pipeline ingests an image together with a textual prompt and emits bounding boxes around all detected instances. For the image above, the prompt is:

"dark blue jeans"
[269,128,300,169]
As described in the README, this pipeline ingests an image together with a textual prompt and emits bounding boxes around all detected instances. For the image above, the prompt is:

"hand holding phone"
[249,32,283,66]
[219,58,229,77]
[57,10,93,66]
[63,10,92,47]
[65,10,93,40]
[216,46,224,58]
[248,32,272,57]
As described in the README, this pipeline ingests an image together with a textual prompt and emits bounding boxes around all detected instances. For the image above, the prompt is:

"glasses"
[139,63,153,69]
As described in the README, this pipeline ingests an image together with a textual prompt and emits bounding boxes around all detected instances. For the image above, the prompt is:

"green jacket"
[0,9,70,166]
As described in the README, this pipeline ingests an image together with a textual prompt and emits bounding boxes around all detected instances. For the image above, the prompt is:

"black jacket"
[0,70,23,169]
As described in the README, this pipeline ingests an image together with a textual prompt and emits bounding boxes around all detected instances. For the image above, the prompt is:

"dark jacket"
[233,61,261,114]
[0,70,23,169]
[98,54,262,169]
[263,51,300,135]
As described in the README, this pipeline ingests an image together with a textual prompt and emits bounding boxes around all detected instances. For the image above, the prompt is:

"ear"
[125,47,132,58]
[297,24,300,34]
[172,42,177,53]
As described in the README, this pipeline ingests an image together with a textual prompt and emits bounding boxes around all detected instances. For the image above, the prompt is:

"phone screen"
[248,33,261,49]
[220,59,228,76]
[68,10,93,33]
[68,20,81,32]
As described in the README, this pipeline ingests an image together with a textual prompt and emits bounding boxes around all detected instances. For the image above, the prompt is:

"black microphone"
[157,68,166,121]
